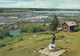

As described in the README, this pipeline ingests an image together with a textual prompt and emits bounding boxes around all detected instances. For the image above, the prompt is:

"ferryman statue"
[48,15,59,50]
[48,33,56,50]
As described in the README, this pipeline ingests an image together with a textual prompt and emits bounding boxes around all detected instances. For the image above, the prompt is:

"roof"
[64,21,77,26]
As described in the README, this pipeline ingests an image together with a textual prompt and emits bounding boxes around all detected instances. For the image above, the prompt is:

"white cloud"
[0,0,54,8]
[56,0,80,9]
[0,0,80,8]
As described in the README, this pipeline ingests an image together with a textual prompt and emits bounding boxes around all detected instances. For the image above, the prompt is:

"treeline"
[0,8,80,12]
[20,23,50,33]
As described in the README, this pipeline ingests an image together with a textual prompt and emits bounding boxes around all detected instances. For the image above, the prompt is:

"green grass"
[0,31,80,56]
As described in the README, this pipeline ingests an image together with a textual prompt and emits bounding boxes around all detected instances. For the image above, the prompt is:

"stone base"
[38,48,66,56]
[48,44,56,51]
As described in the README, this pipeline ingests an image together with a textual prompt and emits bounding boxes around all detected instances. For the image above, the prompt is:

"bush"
[0,35,4,39]
[0,29,10,39]
[8,48,13,51]
[20,27,28,33]
[0,44,7,48]
[18,38,24,42]
[27,24,45,33]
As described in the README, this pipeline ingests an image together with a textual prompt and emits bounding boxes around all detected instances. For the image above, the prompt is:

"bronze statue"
[48,33,56,50]
[51,33,56,44]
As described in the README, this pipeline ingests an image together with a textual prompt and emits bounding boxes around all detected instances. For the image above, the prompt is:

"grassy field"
[0,31,80,56]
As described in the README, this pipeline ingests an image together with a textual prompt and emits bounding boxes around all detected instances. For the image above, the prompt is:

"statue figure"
[51,33,56,44]
[48,33,56,50]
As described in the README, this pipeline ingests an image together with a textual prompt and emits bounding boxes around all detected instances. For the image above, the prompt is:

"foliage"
[20,26,28,33]
[27,24,45,33]
[0,8,80,12]
[0,29,10,39]
[50,15,59,32]
[0,44,7,48]
[19,23,28,33]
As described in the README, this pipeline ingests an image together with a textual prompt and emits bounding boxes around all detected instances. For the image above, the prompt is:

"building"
[62,21,77,32]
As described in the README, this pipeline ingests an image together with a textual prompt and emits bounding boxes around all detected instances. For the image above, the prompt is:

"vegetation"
[0,31,80,56]
[27,24,45,33]
[0,8,80,12]
[0,16,80,56]
[20,23,47,33]
[0,29,10,39]
[50,15,59,32]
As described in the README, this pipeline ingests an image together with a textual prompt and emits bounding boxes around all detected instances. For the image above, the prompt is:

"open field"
[0,31,80,56]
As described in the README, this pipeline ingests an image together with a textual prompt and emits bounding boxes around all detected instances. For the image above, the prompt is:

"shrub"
[0,35,4,39]
[0,44,7,48]
[0,29,10,39]
[19,38,24,42]
[27,24,45,33]
[8,48,13,51]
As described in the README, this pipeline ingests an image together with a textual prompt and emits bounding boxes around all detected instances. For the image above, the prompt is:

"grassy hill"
[0,31,80,56]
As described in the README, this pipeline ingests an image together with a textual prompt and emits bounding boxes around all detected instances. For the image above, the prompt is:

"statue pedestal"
[48,44,56,51]
[38,47,66,56]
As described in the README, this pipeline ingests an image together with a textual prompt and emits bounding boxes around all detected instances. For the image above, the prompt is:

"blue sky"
[0,0,80,8]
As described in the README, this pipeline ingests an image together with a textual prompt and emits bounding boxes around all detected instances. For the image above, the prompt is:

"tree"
[50,15,59,32]
[27,23,44,33]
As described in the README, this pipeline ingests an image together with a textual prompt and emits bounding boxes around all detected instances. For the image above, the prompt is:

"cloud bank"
[0,0,80,8]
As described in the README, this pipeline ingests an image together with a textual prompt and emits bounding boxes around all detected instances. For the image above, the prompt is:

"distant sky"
[0,0,80,8]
